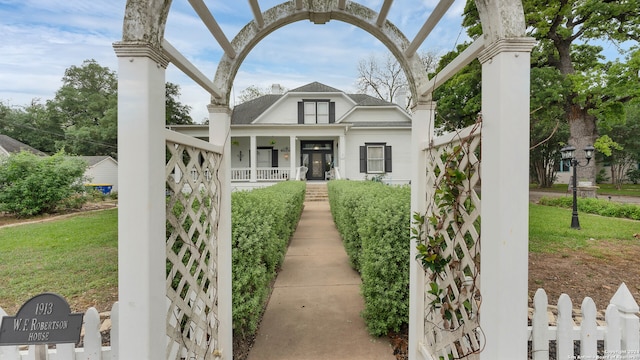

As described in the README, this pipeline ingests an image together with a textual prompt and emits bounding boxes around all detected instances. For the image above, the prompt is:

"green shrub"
[231,181,305,338]
[539,196,640,220]
[328,180,411,336]
[0,150,88,216]
[328,181,381,271]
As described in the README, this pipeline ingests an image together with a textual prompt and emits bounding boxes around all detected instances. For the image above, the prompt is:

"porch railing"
[231,168,291,181]
[231,168,250,181]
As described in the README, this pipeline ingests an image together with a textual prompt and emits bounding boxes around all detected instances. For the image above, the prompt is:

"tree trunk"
[568,104,598,184]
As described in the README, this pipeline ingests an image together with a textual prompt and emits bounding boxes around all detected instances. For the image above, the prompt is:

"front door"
[301,141,333,180]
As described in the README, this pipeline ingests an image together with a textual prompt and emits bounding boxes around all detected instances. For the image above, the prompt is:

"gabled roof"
[0,134,47,156]
[289,81,342,93]
[230,81,400,125]
[232,94,282,124]
[346,94,394,106]
[81,156,117,167]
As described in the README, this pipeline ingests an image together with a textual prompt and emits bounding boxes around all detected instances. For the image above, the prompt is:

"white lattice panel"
[421,124,482,359]
[165,139,222,359]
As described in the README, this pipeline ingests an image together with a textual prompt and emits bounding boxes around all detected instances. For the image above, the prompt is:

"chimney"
[271,84,283,95]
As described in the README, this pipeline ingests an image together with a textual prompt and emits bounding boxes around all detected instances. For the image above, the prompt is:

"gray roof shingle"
[231,94,282,124]
[289,82,342,93]
[230,81,398,125]
[0,135,47,156]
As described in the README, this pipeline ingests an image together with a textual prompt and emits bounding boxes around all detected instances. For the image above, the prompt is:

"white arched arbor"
[114,1,534,359]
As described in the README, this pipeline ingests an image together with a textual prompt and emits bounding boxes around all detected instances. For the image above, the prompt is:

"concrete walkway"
[246,201,395,360]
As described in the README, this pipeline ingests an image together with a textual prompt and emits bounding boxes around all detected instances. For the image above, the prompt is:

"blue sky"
[0,0,474,122]
[1,1,629,123]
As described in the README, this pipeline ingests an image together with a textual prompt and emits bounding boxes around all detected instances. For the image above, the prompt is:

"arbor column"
[113,42,168,360]
[408,100,435,360]
[208,104,233,359]
[478,37,536,360]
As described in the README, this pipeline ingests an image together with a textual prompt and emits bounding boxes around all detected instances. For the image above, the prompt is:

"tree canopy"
[0,59,193,158]
[462,0,640,183]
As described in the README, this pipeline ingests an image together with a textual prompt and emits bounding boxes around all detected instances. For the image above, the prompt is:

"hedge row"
[539,196,640,220]
[328,180,411,336]
[231,181,306,338]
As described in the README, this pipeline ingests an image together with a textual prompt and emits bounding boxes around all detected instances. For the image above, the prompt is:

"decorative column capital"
[411,100,437,113]
[207,104,232,115]
[113,41,170,69]
[478,37,537,64]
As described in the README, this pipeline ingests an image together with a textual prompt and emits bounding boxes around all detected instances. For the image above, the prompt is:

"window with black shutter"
[297,100,335,124]
[359,143,392,173]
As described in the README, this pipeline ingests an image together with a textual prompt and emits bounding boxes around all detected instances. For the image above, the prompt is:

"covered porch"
[229,135,343,183]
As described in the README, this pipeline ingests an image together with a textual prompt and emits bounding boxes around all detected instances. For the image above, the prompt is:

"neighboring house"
[82,156,119,193]
[0,134,47,156]
[168,82,412,189]
[0,135,118,193]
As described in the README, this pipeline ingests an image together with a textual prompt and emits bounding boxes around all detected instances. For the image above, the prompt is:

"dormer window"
[298,100,335,124]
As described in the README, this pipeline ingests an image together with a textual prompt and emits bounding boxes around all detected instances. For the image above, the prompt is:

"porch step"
[305,183,328,202]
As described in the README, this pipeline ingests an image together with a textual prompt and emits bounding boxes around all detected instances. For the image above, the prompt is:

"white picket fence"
[0,303,118,360]
[529,283,640,360]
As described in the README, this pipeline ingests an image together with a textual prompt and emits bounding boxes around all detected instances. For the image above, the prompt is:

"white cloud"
[0,0,471,119]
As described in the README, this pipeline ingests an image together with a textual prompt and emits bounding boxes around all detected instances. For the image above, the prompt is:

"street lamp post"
[560,144,595,229]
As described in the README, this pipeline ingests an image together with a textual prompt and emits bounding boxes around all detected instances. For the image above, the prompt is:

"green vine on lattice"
[411,123,483,358]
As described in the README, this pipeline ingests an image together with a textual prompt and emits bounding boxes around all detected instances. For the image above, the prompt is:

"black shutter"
[298,102,304,124]
[384,146,392,172]
[272,149,278,167]
[329,102,335,123]
[360,146,367,173]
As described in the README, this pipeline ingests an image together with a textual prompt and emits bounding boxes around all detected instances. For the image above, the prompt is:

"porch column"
[113,42,168,359]
[478,37,536,360]
[207,105,233,359]
[408,100,435,360]
[339,134,346,178]
[289,135,297,179]
[250,136,257,182]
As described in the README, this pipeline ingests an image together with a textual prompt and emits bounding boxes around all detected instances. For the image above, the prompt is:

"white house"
[82,156,119,193]
[168,82,412,189]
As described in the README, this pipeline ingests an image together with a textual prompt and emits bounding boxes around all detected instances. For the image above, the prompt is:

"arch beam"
[405,0,454,58]
[188,0,237,59]
[248,0,265,28]
[418,37,485,98]
[376,0,394,27]
[162,40,224,100]
[212,1,431,106]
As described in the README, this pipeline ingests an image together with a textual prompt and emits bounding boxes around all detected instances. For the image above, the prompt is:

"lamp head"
[560,145,576,160]
[583,145,595,160]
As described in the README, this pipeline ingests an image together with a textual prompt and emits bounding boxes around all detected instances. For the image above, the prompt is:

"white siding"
[343,128,412,184]
[346,107,410,123]
[85,158,119,192]
[256,94,353,124]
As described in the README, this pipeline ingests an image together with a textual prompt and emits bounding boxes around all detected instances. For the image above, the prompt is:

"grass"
[1,203,638,314]
[528,203,639,255]
[530,183,640,197]
[0,209,117,313]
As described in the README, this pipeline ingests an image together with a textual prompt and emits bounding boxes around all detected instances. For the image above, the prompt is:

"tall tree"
[0,100,61,154]
[47,59,118,157]
[166,82,193,125]
[431,43,481,133]
[597,102,640,188]
[237,85,272,104]
[462,0,640,184]
[356,51,439,108]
